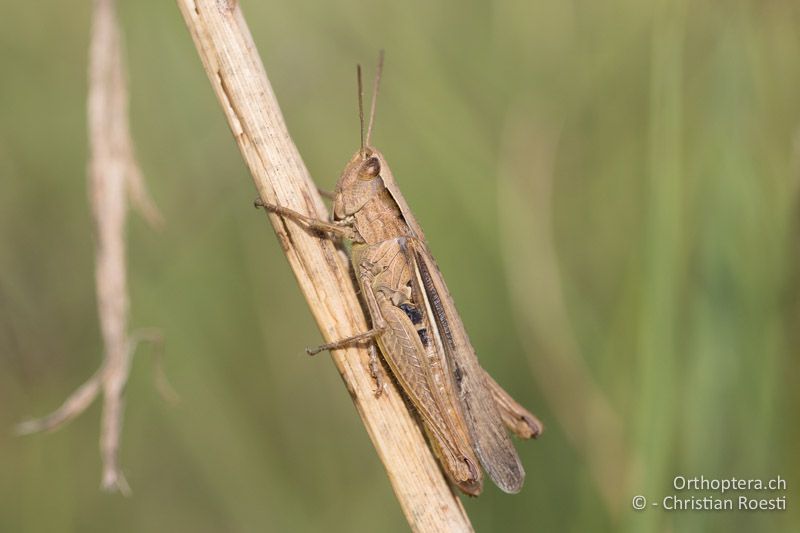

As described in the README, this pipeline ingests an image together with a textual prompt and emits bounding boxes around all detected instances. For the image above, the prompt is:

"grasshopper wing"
[373,149,528,493]
[412,242,527,493]
[352,239,482,495]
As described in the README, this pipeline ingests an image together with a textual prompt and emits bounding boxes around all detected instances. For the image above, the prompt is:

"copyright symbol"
[632,495,647,510]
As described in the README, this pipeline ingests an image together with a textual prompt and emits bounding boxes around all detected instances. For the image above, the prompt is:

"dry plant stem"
[17,0,161,495]
[176,1,472,531]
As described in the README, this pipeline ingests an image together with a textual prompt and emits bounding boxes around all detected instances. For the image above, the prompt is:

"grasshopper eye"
[358,157,381,180]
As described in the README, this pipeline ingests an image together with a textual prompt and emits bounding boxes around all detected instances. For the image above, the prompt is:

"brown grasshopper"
[258,53,542,495]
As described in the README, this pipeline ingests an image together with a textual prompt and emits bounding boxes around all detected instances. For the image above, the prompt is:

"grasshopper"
[258,53,542,495]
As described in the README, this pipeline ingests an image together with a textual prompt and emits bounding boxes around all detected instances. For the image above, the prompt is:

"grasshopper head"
[333,147,384,219]
[334,53,387,220]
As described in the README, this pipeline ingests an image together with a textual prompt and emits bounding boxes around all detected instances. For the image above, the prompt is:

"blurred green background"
[1,0,798,531]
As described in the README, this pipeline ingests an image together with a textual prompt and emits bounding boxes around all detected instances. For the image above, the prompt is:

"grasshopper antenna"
[357,64,365,157]
[365,50,384,148]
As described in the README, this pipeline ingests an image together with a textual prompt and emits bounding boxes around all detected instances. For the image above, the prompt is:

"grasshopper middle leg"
[305,327,385,356]
[306,328,387,398]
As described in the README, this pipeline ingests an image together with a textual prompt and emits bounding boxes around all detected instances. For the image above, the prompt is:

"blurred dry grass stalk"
[177,1,472,531]
[498,117,629,516]
[16,0,162,494]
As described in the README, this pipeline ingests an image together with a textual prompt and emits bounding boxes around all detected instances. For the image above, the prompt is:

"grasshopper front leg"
[254,198,362,243]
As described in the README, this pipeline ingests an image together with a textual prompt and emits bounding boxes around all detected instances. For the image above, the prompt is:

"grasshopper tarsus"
[368,344,386,398]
